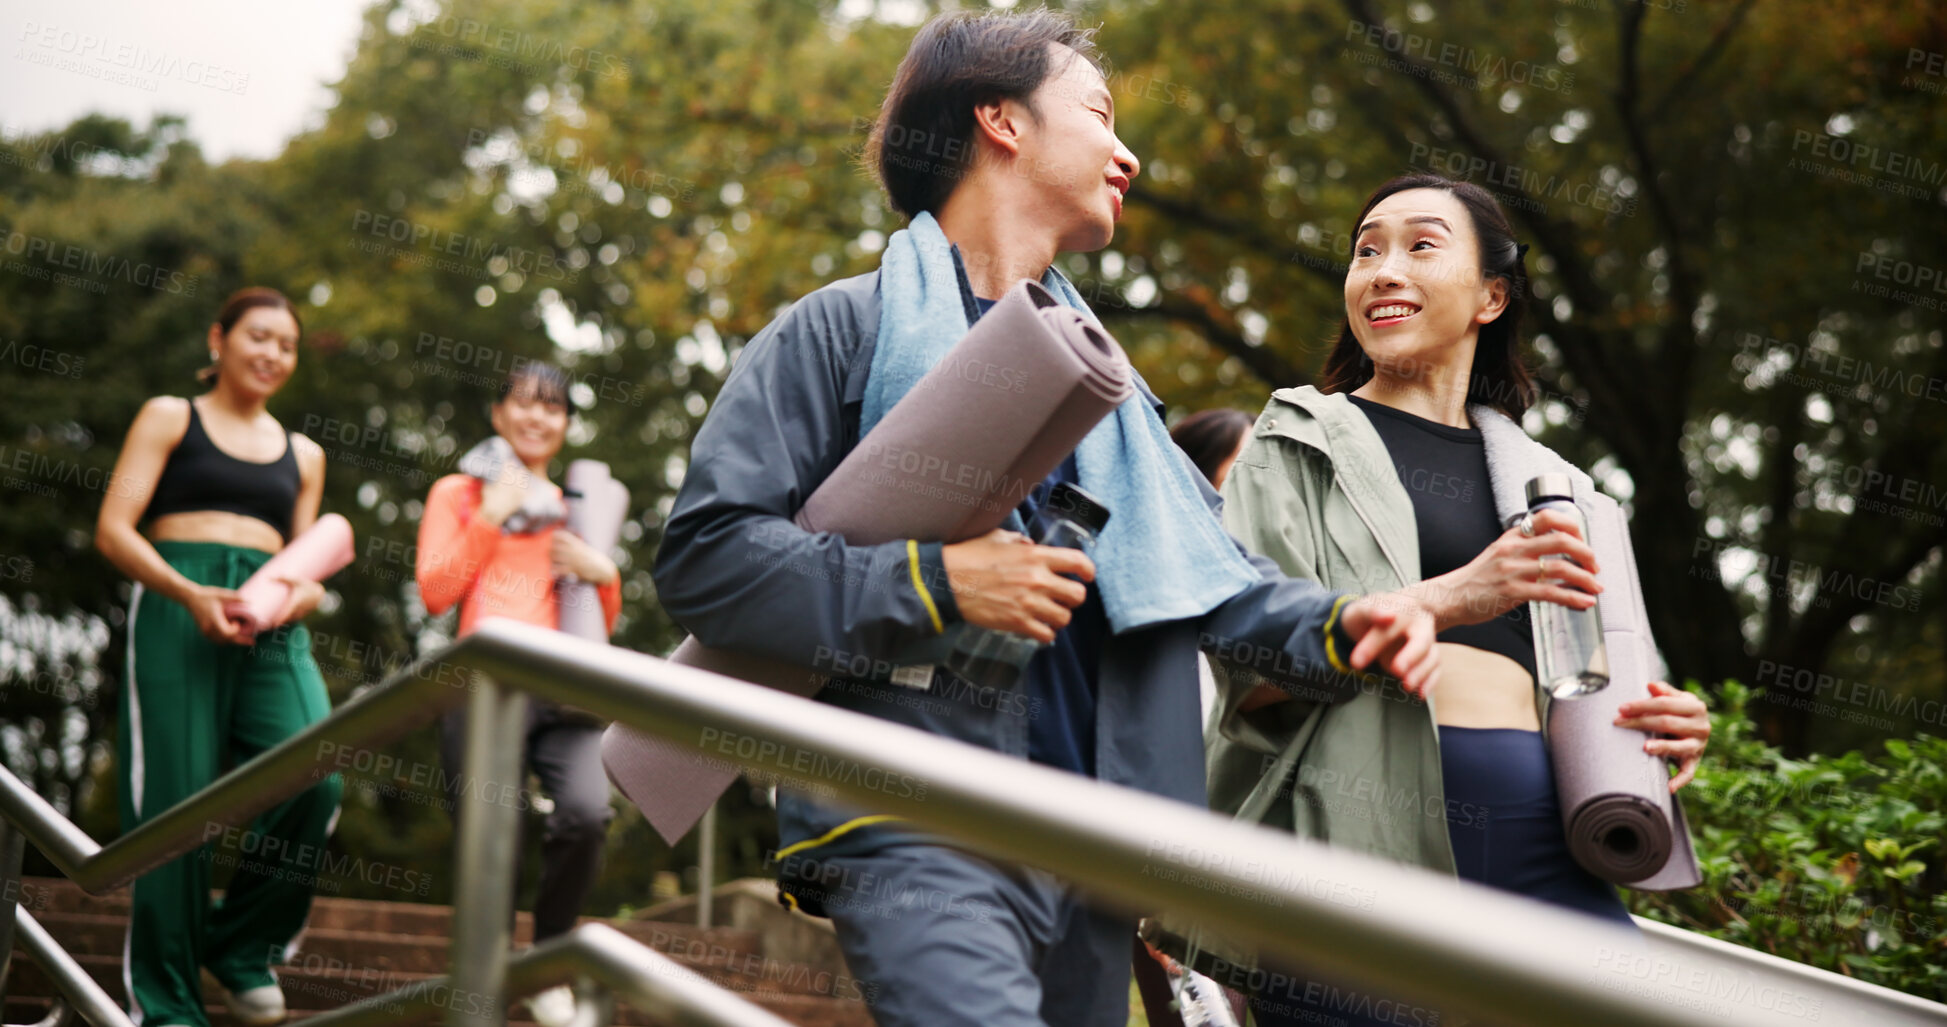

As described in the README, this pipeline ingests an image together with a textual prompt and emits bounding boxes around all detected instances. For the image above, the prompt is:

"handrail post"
[0,817,23,1002]
[694,803,715,931]
[446,674,527,1027]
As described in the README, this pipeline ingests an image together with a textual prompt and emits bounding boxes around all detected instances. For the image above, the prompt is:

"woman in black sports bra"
[94,288,341,1027]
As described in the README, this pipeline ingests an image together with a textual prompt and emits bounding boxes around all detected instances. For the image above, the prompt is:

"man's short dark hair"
[870,9,1102,219]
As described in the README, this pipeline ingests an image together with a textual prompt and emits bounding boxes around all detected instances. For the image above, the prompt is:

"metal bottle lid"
[1525,473,1576,506]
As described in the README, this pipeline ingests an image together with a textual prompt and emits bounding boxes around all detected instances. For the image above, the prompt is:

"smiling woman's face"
[212,306,300,398]
[1343,187,1506,377]
[491,377,569,468]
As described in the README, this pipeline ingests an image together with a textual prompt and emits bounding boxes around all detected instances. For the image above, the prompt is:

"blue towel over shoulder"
[864,212,1258,633]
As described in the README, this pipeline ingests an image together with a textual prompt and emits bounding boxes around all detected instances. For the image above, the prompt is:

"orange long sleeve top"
[416,473,621,638]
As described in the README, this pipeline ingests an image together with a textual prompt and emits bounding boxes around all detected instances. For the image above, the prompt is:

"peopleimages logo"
[1,231,197,295]
[1344,20,1574,94]
[410,16,630,79]
[347,210,576,284]
[1408,144,1635,217]
[15,21,251,94]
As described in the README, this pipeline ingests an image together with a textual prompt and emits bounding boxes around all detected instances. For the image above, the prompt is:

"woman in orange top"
[415,362,620,1027]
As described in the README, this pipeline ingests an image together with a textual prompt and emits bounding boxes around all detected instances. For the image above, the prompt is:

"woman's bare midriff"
[150,511,284,555]
[1431,642,1539,730]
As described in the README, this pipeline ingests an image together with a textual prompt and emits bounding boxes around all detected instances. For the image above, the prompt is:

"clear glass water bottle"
[945,482,1110,691]
[1525,473,1610,698]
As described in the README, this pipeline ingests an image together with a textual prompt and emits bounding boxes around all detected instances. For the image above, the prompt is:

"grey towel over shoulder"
[603,280,1134,845]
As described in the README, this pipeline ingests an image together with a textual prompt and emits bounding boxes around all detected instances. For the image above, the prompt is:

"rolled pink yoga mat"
[603,279,1133,845]
[225,513,355,638]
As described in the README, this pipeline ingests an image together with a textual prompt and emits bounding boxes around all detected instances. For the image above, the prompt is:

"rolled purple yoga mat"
[603,279,1133,844]
[1547,503,1700,889]
[559,460,629,642]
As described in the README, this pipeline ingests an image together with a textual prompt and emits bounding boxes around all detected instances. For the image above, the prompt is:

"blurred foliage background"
[1,0,1942,988]
[1630,684,1944,1000]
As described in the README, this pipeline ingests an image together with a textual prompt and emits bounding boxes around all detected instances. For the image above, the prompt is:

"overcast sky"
[2,0,372,162]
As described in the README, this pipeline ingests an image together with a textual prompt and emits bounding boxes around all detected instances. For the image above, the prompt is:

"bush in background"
[1628,681,1946,1000]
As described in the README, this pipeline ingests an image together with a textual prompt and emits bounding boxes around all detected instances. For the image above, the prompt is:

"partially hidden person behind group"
[413,360,621,1027]
[649,11,1443,1027]
[1129,407,1260,1027]
[94,287,343,1027]
[1201,174,1712,1027]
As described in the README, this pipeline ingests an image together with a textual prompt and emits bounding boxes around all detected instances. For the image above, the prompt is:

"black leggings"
[438,701,614,941]
[1440,725,1633,924]
[1250,727,1633,1027]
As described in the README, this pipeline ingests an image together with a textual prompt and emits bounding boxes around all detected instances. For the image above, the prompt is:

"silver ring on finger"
[1518,515,1536,538]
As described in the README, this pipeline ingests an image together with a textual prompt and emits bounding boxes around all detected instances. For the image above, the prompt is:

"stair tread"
[26,909,761,946]
[9,879,871,1026]
[11,949,861,1001]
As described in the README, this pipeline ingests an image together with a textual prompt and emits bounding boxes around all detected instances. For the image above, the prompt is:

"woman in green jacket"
[1205,174,1712,1026]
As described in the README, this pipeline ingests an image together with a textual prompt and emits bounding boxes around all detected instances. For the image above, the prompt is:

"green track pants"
[118,541,343,1027]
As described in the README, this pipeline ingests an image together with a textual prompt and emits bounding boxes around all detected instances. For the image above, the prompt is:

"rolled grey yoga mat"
[1546,502,1701,889]
[603,279,1134,845]
[559,459,630,642]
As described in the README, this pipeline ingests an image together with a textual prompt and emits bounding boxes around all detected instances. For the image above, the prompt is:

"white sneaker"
[527,986,576,1027]
[220,983,287,1026]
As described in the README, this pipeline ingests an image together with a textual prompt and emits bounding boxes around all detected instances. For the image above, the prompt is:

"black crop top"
[146,402,300,540]
[1348,395,1535,678]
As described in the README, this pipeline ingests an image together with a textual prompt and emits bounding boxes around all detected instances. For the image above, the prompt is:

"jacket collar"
[1260,385,1417,583]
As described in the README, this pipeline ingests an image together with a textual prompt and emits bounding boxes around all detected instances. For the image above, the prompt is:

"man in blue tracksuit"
[652,11,1441,1026]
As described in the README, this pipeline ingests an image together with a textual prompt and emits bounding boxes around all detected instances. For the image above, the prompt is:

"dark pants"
[1250,725,1637,1027]
[817,843,1130,1027]
[439,701,613,940]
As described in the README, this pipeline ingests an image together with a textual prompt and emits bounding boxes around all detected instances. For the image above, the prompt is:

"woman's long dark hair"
[1319,174,1535,419]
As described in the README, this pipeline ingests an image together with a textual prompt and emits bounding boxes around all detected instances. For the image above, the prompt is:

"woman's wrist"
[158,571,202,607]
[1401,578,1458,632]
[583,553,619,586]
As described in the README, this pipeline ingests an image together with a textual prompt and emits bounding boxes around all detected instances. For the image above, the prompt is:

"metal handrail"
[11,909,124,1027]
[289,924,794,1027]
[3,618,1943,1027]
[1633,918,1947,1023]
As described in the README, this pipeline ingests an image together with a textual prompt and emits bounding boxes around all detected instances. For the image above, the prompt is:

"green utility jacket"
[1169,384,1683,970]
[1208,386,1461,876]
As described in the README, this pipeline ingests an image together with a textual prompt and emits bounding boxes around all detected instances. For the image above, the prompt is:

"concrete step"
[9,879,875,1027]
[4,989,873,1027]
[18,880,763,955]
[8,947,869,1014]
[25,911,766,976]
[19,880,571,945]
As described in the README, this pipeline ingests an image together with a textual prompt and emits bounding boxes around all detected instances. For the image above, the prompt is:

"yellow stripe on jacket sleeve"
[1323,594,1355,674]
[774,814,905,861]
[907,539,945,634]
